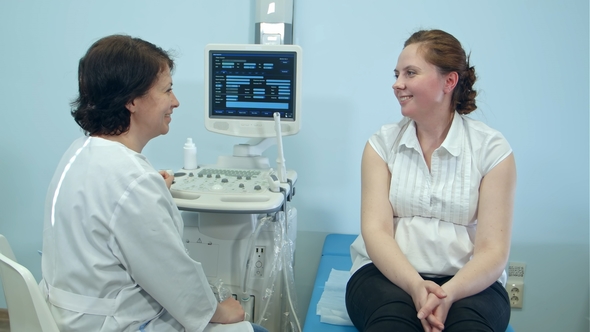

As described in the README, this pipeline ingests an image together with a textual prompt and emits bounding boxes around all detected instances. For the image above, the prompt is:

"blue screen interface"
[208,50,297,120]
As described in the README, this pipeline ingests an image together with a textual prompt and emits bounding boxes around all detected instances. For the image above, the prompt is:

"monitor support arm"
[215,138,275,169]
[233,138,276,157]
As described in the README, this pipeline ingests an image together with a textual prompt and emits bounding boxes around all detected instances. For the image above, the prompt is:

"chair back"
[0,235,15,262]
[0,235,60,332]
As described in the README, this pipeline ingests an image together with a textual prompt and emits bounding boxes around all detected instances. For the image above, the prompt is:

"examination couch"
[303,233,515,332]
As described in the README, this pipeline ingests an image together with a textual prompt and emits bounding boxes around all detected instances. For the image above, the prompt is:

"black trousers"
[345,263,510,332]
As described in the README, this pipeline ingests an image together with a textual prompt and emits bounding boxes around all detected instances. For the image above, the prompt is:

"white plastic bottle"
[183,138,198,170]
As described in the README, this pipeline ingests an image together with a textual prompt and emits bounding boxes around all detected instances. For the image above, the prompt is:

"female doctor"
[40,35,267,332]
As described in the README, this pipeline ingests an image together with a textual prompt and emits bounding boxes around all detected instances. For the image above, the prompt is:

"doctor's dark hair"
[71,35,175,136]
[404,29,477,115]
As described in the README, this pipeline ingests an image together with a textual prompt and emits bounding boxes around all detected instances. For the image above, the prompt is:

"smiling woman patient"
[345,29,516,332]
[40,35,267,332]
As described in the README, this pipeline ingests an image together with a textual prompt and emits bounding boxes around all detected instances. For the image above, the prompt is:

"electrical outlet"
[506,262,526,309]
[506,281,524,308]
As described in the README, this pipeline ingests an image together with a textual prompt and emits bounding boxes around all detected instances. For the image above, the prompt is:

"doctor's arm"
[113,173,228,330]
[360,142,446,330]
[420,153,516,325]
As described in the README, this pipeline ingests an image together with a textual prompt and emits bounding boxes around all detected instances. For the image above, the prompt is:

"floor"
[0,309,8,332]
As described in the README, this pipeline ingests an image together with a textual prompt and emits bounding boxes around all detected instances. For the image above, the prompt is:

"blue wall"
[0,1,588,331]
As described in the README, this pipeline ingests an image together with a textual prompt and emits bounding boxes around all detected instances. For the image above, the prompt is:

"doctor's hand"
[158,170,174,189]
[210,297,246,324]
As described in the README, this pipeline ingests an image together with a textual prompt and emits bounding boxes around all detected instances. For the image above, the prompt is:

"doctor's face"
[129,66,180,139]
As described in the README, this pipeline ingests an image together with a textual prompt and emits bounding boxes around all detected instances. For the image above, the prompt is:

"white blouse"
[350,112,512,285]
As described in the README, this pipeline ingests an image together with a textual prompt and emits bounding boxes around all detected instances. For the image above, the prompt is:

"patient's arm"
[441,154,516,301]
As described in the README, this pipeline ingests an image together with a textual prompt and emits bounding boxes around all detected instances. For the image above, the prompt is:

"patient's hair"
[404,29,477,115]
[71,35,175,136]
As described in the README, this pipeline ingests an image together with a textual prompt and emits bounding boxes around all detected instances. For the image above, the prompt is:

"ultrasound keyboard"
[170,166,296,213]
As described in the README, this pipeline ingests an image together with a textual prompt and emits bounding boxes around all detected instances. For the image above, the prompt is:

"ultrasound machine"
[170,43,302,332]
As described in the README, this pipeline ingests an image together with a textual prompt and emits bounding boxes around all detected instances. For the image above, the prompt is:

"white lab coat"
[41,137,252,332]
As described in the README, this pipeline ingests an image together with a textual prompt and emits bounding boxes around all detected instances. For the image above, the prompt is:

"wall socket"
[506,262,526,309]
[507,280,524,308]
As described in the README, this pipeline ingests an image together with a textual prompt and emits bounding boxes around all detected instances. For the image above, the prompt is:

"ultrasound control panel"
[170,166,296,213]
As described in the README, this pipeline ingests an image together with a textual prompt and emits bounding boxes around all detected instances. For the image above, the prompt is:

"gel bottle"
[183,138,198,170]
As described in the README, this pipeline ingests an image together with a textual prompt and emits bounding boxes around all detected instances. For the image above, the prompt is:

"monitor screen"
[204,44,302,138]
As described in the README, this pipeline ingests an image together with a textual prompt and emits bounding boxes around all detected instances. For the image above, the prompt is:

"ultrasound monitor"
[204,44,302,138]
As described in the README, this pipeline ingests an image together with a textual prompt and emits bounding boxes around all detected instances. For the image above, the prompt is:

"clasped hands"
[411,280,453,332]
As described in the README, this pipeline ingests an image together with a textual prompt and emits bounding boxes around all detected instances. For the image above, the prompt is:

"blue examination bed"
[303,233,515,332]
